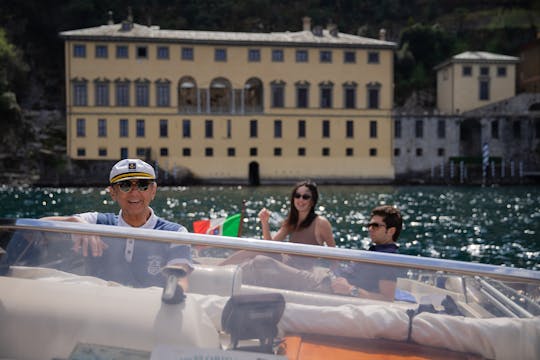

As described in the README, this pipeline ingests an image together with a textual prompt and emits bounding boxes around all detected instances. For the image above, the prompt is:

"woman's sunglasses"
[116,180,153,193]
[294,193,312,200]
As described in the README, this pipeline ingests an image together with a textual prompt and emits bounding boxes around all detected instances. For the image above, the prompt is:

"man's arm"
[331,276,396,301]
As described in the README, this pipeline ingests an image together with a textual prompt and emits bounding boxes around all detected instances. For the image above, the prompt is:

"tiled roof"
[59,23,396,48]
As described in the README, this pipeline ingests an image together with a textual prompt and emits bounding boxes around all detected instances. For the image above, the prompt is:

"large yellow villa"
[60,16,397,184]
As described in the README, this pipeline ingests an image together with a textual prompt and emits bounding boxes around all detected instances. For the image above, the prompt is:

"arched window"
[210,77,232,113]
[178,76,198,113]
[244,77,263,113]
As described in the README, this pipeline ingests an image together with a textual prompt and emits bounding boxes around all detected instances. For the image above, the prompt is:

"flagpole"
[237,200,246,237]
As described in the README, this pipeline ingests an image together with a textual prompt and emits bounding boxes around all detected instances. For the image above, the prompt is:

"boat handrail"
[1,218,539,284]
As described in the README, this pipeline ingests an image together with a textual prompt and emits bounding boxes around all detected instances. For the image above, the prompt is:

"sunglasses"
[116,180,153,193]
[367,222,386,229]
[294,193,312,200]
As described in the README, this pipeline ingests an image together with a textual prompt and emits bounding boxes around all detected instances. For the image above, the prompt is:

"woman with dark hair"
[219,181,334,266]
[259,180,335,247]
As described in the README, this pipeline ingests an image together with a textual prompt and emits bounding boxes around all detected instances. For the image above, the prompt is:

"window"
[344,51,356,63]
[346,120,354,138]
[479,80,490,100]
[181,47,194,60]
[320,50,332,63]
[250,147,257,156]
[296,83,309,108]
[298,120,306,138]
[320,83,333,108]
[497,66,507,77]
[157,46,169,59]
[119,119,128,137]
[250,119,258,138]
[205,119,214,138]
[346,148,353,156]
[95,45,108,58]
[437,148,445,157]
[182,119,191,138]
[415,119,424,138]
[274,147,282,156]
[394,119,402,138]
[183,148,191,156]
[368,51,379,64]
[462,66,472,76]
[491,119,499,139]
[135,81,149,106]
[322,120,330,138]
[120,147,128,159]
[480,66,489,76]
[136,148,147,157]
[437,119,446,139]
[215,48,227,61]
[116,45,128,58]
[136,119,145,137]
[205,148,214,157]
[296,50,308,62]
[160,148,168,156]
[73,81,87,106]
[369,148,377,156]
[394,148,400,157]
[159,119,168,137]
[274,120,282,138]
[416,148,423,156]
[115,81,130,106]
[76,118,86,137]
[344,84,356,108]
[95,81,110,106]
[98,118,107,137]
[513,120,521,139]
[272,49,284,62]
[98,148,107,157]
[369,120,377,138]
[248,49,261,62]
[367,86,380,109]
[271,82,285,108]
[136,46,148,59]
[73,44,86,57]
[156,81,170,107]
[77,148,86,156]
[226,119,232,138]
[227,147,236,157]
[298,147,306,156]
[322,147,330,156]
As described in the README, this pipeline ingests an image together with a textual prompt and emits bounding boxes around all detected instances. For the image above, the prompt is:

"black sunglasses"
[367,222,386,229]
[294,193,312,200]
[116,180,153,193]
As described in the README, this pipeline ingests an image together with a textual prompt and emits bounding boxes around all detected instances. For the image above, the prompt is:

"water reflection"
[0,185,538,270]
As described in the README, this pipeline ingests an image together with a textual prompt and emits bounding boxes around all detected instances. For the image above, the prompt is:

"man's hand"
[72,233,108,257]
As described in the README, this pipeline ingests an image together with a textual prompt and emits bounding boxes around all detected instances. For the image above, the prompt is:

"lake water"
[1,185,538,270]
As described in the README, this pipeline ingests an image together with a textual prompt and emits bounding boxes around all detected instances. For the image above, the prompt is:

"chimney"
[302,16,311,31]
[327,22,338,37]
[379,28,386,41]
[107,10,113,25]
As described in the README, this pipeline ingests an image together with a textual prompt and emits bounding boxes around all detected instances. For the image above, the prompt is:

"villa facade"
[60,17,397,184]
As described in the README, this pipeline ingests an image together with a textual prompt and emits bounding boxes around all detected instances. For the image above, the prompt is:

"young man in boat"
[39,159,193,289]
[330,205,403,301]
[239,205,404,301]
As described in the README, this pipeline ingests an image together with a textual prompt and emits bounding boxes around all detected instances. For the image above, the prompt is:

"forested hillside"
[0,0,538,182]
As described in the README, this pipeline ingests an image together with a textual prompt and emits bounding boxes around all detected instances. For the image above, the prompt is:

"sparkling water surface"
[1,185,538,270]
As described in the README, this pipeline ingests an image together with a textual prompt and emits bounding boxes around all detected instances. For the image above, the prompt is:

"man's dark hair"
[371,205,402,242]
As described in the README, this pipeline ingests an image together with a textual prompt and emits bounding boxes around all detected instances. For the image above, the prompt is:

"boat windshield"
[1,219,539,360]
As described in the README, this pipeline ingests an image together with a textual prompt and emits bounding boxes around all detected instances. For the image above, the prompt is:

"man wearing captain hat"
[41,159,193,289]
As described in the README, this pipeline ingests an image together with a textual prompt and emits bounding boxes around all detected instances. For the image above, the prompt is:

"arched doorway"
[249,161,260,186]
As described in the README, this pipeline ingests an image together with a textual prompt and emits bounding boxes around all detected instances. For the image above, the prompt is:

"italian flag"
[192,213,242,237]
